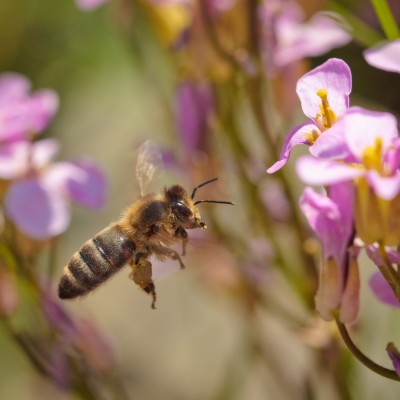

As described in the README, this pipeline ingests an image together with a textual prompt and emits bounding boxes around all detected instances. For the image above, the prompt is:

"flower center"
[315,89,337,131]
[361,137,383,173]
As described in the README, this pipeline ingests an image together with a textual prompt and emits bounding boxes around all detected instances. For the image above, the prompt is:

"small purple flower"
[0,73,58,142]
[75,0,109,11]
[364,39,400,73]
[267,58,352,173]
[4,139,106,239]
[259,0,351,72]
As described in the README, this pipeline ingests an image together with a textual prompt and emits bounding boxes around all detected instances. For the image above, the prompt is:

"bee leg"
[129,258,157,309]
[174,226,188,256]
[151,244,186,270]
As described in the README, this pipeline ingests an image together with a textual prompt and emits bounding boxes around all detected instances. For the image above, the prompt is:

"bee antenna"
[191,177,219,200]
[193,200,235,206]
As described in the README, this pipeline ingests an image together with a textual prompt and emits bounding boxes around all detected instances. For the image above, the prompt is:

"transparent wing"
[135,140,163,196]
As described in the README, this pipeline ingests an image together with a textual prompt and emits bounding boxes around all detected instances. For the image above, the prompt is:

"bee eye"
[173,201,193,219]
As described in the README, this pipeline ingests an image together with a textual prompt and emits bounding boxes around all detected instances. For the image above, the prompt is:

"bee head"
[165,185,205,229]
[165,178,234,230]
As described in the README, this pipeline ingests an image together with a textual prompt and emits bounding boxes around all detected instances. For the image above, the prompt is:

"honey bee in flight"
[58,141,234,308]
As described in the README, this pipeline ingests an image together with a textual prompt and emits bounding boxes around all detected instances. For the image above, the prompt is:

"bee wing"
[135,140,163,196]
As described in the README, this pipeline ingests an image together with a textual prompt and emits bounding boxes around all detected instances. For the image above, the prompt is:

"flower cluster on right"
[269,57,400,323]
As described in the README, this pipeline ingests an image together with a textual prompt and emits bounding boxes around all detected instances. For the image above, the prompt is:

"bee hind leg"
[129,258,157,309]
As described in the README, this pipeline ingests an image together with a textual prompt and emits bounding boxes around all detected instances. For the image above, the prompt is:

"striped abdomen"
[58,225,136,299]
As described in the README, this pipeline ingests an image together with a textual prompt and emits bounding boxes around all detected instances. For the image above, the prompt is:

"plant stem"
[371,0,400,40]
[335,318,400,381]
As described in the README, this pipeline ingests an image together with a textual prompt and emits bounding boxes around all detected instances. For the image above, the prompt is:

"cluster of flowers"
[267,57,400,366]
[0,72,105,240]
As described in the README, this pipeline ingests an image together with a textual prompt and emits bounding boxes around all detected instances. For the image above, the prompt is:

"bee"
[58,142,233,308]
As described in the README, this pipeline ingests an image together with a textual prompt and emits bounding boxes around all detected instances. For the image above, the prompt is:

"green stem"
[335,319,400,381]
[328,1,384,47]
[371,0,400,40]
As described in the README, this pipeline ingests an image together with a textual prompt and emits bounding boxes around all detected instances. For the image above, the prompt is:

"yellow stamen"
[304,129,320,145]
[361,137,383,172]
[316,88,337,130]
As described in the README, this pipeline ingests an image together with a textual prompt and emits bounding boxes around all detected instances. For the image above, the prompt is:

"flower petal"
[367,170,400,200]
[342,107,399,161]
[296,155,363,186]
[5,179,70,239]
[31,138,60,169]
[364,39,400,73]
[0,73,31,104]
[274,13,351,67]
[267,122,318,173]
[369,271,400,307]
[44,160,106,209]
[0,141,30,179]
[296,58,351,121]
[309,118,351,159]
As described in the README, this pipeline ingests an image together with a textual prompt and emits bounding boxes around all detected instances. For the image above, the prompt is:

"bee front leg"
[151,244,186,270]
[174,226,188,256]
[129,257,157,309]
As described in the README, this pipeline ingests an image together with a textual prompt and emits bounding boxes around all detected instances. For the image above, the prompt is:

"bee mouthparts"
[200,222,207,229]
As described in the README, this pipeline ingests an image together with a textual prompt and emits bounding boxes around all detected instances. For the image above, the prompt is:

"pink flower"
[259,0,351,72]
[267,58,352,173]
[364,39,400,73]
[296,107,400,201]
[4,139,106,239]
[75,0,109,11]
[0,73,58,142]
[299,183,359,323]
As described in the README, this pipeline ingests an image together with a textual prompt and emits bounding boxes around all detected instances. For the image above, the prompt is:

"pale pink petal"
[343,107,399,160]
[43,160,106,209]
[31,139,60,169]
[0,141,30,179]
[296,58,351,121]
[309,118,350,159]
[5,179,70,239]
[296,155,363,185]
[0,73,31,104]
[267,122,318,173]
[367,170,400,200]
[369,271,400,307]
[27,90,59,134]
[364,39,400,73]
[274,14,351,67]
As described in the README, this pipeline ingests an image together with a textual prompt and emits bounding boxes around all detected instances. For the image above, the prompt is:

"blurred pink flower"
[75,0,109,11]
[259,0,351,72]
[176,81,214,158]
[364,39,400,73]
[0,72,58,142]
[4,139,106,239]
[369,271,400,308]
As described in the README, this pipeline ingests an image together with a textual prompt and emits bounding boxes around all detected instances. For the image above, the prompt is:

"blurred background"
[1,0,400,399]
